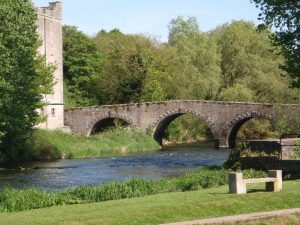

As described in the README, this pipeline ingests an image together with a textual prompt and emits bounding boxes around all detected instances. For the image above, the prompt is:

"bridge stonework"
[64,100,299,149]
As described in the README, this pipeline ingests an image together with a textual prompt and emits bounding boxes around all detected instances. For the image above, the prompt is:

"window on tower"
[51,108,56,117]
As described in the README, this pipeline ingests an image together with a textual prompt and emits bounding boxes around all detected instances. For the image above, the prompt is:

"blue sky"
[33,0,261,42]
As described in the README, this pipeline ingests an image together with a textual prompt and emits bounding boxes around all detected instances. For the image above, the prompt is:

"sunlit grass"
[1,180,300,225]
[21,128,160,160]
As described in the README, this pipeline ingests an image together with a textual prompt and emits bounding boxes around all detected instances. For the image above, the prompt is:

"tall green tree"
[63,25,102,107]
[94,30,170,104]
[212,20,299,141]
[211,20,299,103]
[167,16,222,100]
[168,16,200,45]
[251,0,300,86]
[0,0,52,160]
[163,17,222,142]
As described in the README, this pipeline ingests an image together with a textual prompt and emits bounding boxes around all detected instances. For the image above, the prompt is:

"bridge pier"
[215,138,229,149]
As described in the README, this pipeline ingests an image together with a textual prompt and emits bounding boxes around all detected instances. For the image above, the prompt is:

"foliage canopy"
[63,25,101,107]
[63,17,300,142]
[0,0,52,160]
[251,0,300,86]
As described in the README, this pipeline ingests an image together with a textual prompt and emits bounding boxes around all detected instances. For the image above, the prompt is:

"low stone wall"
[246,138,300,160]
[281,138,300,160]
[247,140,281,153]
[241,157,300,175]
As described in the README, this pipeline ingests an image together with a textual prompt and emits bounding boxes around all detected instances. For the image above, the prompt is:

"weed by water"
[21,128,160,161]
[0,167,227,212]
[0,188,66,212]
[0,167,268,213]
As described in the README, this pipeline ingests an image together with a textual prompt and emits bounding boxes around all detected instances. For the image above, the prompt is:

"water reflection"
[0,142,228,190]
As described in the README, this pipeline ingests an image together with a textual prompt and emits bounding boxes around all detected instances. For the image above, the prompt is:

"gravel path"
[162,208,300,225]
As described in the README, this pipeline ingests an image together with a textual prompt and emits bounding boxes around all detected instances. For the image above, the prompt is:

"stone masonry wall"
[64,100,299,148]
[281,138,300,160]
[36,1,64,129]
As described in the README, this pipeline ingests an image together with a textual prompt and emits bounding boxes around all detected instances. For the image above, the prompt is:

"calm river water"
[0,142,228,190]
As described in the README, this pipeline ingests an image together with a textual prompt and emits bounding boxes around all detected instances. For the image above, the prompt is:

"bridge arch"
[88,113,134,135]
[227,111,275,149]
[151,109,217,145]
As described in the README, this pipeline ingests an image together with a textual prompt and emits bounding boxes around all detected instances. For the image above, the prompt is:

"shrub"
[224,148,241,170]
[173,167,228,191]
[242,169,266,179]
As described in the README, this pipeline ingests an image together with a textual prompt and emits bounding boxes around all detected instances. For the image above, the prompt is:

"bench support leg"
[229,172,246,194]
[266,170,282,192]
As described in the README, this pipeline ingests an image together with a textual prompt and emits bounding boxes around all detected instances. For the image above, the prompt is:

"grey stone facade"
[245,138,300,159]
[64,100,299,148]
[35,1,64,129]
[281,138,300,160]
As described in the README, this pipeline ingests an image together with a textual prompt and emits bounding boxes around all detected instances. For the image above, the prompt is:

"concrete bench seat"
[243,177,276,184]
[229,170,282,194]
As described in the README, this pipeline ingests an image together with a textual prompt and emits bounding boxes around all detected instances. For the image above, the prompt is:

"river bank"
[0,143,228,190]
[2,172,300,225]
[0,167,265,213]
[0,129,160,162]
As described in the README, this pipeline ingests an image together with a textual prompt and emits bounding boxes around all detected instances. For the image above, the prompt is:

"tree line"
[63,18,300,108]
[0,0,53,160]
[63,18,300,143]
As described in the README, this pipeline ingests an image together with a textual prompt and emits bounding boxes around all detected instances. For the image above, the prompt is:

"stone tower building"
[35,1,64,129]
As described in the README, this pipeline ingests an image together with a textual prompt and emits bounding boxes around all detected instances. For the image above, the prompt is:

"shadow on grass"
[207,189,269,195]
[246,188,267,193]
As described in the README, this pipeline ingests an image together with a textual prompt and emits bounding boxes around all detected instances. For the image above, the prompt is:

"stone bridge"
[64,100,299,149]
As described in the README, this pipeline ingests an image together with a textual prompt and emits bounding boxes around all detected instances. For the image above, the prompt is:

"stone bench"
[229,170,282,194]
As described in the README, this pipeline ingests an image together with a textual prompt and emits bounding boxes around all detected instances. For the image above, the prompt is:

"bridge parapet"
[64,100,299,149]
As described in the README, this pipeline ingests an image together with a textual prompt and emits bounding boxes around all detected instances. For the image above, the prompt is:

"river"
[0,142,228,190]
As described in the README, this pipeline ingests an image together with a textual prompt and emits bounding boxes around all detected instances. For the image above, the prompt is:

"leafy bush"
[224,148,241,170]
[242,169,266,179]
[173,167,228,191]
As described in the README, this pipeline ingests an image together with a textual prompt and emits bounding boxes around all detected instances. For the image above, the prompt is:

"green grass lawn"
[1,180,300,225]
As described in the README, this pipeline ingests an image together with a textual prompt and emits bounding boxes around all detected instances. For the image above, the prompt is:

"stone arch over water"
[226,111,275,149]
[88,114,134,135]
[151,109,217,145]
